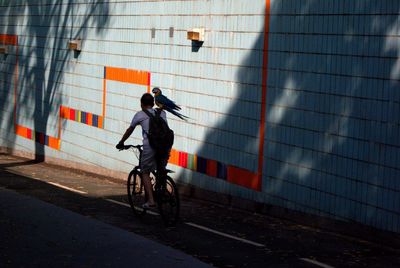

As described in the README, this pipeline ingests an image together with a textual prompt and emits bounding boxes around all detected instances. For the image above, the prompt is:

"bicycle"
[119,144,180,226]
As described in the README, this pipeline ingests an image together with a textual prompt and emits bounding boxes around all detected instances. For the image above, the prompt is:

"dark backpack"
[143,109,174,157]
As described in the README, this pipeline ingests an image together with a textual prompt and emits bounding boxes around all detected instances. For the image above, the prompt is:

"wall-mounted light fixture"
[187,28,205,42]
[68,39,81,52]
[0,45,8,54]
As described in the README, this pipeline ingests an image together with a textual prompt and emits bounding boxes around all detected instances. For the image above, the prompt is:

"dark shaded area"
[0,179,208,267]
[1,53,8,61]
[73,49,81,59]
[0,158,44,168]
[0,1,110,161]
[193,1,400,231]
[191,40,204,52]
[0,154,399,268]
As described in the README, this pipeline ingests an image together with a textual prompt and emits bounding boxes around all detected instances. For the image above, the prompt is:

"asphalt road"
[0,187,210,268]
[0,153,399,268]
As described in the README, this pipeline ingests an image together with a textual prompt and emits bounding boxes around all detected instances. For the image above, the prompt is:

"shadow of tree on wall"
[192,32,264,193]
[0,1,110,161]
[192,1,400,231]
[0,3,17,149]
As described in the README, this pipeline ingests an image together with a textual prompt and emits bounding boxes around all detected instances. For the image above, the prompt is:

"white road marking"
[39,182,266,249]
[300,258,334,268]
[184,222,266,248]
[104,198,159,216]
[105,199,265,247]
[105,198,265,247]
[143,209,159,216]
[105,198,130,207]
[47,182,88,194]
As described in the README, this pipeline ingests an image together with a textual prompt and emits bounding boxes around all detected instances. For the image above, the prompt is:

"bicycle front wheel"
[157,176,180,226]
[127,170,146,216]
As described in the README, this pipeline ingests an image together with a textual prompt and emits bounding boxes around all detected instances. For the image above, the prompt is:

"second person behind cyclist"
[116,92,169,209]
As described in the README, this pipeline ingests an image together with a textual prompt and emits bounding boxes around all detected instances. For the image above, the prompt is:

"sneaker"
[142,202,157,209]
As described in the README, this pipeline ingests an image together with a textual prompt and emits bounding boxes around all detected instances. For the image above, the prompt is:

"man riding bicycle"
[116,92,170,209]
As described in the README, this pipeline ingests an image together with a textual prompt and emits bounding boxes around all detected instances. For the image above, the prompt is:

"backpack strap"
[142,108,155,119]
[143,108,163,118]
[142,109,154,136]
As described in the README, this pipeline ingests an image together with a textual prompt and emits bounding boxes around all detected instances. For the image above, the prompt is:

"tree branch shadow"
[0,1,111,161]
[189,1,400,232]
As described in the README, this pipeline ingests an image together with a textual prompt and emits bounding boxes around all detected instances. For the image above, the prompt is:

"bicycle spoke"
[126,166,180,225]
[127,170,147,216]
[157,176,180,226]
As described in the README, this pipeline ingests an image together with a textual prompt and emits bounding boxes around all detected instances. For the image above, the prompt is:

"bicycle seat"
[166,169,175,174]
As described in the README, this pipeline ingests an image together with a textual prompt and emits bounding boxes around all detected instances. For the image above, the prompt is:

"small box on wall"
[68,39,81,51]
[187,28,205,42]
[0,45,8,54]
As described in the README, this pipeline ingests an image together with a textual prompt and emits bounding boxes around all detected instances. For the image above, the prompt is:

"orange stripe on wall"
[105,66,150,86]
[256,0,271,186]
[102,77,106,118]
[14,42,19,127]
[97,116,103,129]
[48,137,60,150]
[15,125,28,138]
[206,159,217,177]
[13,50,17,127]
[169,149,179,165]
[147,72,151,93]
[227,166,261,191]
[15,124,60,150]
[87,113,93,126]
[58,116,62,140]
[0,34,17,45]
[60,106,70,119]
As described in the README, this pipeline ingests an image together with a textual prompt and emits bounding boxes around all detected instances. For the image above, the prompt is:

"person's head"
[140,93,154,108]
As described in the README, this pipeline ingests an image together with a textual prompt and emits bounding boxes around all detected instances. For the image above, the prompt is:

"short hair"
[141,93,154,106]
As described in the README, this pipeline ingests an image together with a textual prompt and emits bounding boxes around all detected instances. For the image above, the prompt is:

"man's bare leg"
[142,173,155,205]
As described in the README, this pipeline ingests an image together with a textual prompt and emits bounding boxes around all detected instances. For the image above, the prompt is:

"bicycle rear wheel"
[127,170,146,216]
[157,176,180,226]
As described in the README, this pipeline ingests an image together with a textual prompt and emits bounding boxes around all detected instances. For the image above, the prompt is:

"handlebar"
[118,144,143,151]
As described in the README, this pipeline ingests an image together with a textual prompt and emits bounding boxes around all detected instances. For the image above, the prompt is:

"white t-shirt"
[130,108,167,147]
